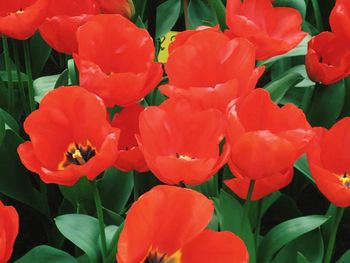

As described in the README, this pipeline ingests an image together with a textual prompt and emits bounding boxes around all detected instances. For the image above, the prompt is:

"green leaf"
[307,80,345,128]
[98,167,133,214]
[265,72,304,103]
[214,190,256,263]
[337,250,350,263]
[156,0,181,38]
[188,0,218,29]
[0,71,28,82]
[297,252,311,263]
[207,0,226,29]
[0,108,19,133]
[55,214,100,263]
[68,59,79,85]
[257,215,330,263]
[30,32,52,78]
[273,0,306,18]
[0,130,45,214]
[34,74,60,103]
[294,155,314,184]
[55,69,69,88]
[0,113,5,147]
[15,245,77,263]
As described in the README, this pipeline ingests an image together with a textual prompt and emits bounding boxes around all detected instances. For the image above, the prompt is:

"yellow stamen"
[339,173,350,188]
[142,248,181,263]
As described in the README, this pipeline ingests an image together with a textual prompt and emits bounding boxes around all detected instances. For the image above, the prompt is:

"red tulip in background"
[307,118,350,207]
[39,0,99,54]
[305,32,350,85]
[160,28,264,112]
[0,0,49,40]
[117,185,249,263]
[0,201,19,263]
[74,14,163,107]
[330,0,350,44]
[111,104,148,172]
[96,0,134,17]
[17,86,120,186]
[225,89,314,200]
[137,98,230,185]
[225,0,307,60]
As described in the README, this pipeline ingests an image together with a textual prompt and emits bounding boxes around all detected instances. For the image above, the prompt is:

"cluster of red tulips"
[1,0,350,262]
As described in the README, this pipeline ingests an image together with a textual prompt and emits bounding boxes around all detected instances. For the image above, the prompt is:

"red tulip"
[74,14,163,108]
[137,99,230,185]
[96,0,134,17]
[305,32,350,85]
[0,0,49,40]
[111,104,148,172]
[117,185,249,263]
[160,28,264,112]
[330,0,350,44]
[226,89,313,198]
[17,86,120,186]
[225,0,307,60]
[39,0,99,54]
[307,118,350,207]
[0,201,19,263]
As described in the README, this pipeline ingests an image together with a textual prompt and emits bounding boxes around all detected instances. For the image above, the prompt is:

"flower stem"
[240,180,255,236]
[254,199,262,248]
[23,40,35,112]
[2,35,14,114]
[323,206,346,263]
[92,181,107,263]
[12,40,29,115]
[183,0,190,29]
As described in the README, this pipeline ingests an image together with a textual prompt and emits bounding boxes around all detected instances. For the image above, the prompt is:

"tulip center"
[339,173,350,188]
[16,8,24,14]
[143,250,181,263]
[58,142,96,170]
[175,153,193,161]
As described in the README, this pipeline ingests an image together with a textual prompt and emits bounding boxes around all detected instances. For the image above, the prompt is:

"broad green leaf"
[0,71,28,82]
[0,113,5,146]
[0,130,45,214]
[297,253,311,263]
[265,72,304,103]
[188,173,218,198]
[294,155,314,184]
[278,65,315,88]
[337,250,350,263]
[272,229,324,263]
[34,74,60,103]
[67,59,78,85]
[257,215,330,263]
[207,0,226,29]
[261,191,282,217]
[59,177,94,214]
[98,167,133,214]
[15,245,77,263]
[55,214,100,263]
[307,80,345,128]
[214,190,256,263]
[156,0,181,38]
[55,69,69,88]
[30,32,52,78]
[106,223,124,263]
[0,108,19,133]
[273,0,306,18]
[188,0,218,29]
[258,35,311,67]
[100,225,118,254]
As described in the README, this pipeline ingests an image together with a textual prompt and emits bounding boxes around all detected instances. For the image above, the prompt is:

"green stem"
[310,0,324,31]
[2,36,14,114]
[323,207,346,263]
[23,40,35,112]
[92,181,107,263]
[12,40,29,115]
[183,0,190,29]
[239,180,255,235]
[254,199,262,248]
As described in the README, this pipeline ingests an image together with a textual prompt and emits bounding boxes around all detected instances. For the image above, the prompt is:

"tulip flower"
[17,86,120,186]
[160,28,264,113]
[330,0,350,44]
[39,0,99,54]
[0,0,49,40]
[307,118,350,207]
[0,201,19,263]
[117,185,249,263]
[97,0,134,18]
[225,89,313,199]
[111,104,148,172]
[225,0,307,60]
[305,32,350,85]
[74,14,163,107]
[137,98,230,185]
